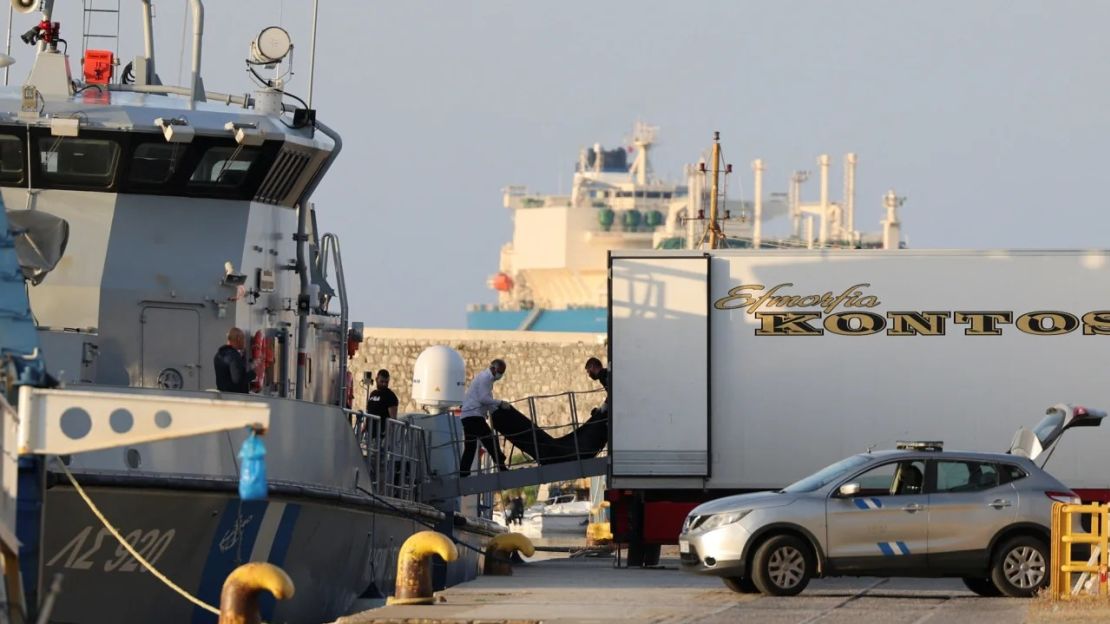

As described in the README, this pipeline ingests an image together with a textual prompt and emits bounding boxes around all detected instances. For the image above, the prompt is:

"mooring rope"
[54,458,221,616]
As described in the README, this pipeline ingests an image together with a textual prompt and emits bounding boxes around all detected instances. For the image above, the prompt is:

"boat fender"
[238,429,268,501]
[218,562,294,624]
[483,533,534,576]
[386,531,458,605]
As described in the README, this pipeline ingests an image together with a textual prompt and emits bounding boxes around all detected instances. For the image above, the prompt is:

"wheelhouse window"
[0,135,23,184]
[0,127,290,200]
[189,145,259,188]
[37,137,119,187]
[130,142,183,184]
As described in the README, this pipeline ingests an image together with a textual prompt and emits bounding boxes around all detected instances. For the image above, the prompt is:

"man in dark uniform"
[213,327,256,393]
[365,369,399,440]
[584,357,609,418]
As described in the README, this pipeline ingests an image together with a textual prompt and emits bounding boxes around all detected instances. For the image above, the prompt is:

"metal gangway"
[348,389,609,502]
[422,389,609,500]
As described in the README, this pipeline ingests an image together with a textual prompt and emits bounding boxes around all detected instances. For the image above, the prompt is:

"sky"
[13,1,1110,328]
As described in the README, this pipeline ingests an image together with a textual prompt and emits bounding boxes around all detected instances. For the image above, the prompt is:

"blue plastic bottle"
[238,430,268,501]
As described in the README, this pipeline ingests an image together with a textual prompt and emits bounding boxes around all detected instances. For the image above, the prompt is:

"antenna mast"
[699,131,731,249]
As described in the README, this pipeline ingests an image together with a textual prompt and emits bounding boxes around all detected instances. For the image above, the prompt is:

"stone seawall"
[350,328,608,430]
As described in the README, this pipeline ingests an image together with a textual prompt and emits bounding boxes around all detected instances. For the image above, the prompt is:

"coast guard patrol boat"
[0,2,497,622]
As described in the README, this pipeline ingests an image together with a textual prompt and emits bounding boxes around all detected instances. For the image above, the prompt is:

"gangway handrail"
[347,389,608,500]
[419,388,608,466]
[343,408,427,502]
[320,233,349,408]
[423,388,610,498]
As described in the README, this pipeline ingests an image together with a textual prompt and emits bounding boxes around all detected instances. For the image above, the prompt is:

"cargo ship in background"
[467,122,907,332]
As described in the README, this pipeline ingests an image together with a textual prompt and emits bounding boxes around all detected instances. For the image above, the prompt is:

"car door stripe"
[877,541,911,556]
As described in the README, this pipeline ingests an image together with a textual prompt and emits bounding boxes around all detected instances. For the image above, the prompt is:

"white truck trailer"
[606,249,1110,565]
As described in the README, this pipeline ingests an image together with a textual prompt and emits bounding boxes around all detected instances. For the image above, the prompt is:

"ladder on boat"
[81,0,121,60]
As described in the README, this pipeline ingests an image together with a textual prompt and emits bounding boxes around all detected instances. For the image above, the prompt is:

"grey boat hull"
[41,479,489,623]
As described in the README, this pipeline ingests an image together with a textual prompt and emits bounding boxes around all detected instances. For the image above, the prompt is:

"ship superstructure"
[0,2,496,622]
[469,123,906,331]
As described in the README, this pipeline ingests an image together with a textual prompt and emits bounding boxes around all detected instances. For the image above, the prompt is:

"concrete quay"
[336,553,1043,624]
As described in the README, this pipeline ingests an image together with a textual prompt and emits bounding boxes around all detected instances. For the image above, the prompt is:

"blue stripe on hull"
[259,504,301,621]
[192,500,269,624]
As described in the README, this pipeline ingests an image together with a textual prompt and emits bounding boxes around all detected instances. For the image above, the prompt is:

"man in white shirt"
[459,358,510,476]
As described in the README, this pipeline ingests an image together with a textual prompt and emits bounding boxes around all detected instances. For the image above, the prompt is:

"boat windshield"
[781,455,873,493]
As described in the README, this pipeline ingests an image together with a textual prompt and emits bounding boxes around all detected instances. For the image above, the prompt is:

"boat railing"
[345,409,427,502]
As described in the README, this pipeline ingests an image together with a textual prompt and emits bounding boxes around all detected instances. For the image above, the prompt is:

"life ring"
[250,331,274,393]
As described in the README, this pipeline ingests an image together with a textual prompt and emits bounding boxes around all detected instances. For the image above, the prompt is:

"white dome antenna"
[411,346,466,412]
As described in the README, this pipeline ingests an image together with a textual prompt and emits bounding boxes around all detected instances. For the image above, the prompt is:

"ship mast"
[699,131,730,249]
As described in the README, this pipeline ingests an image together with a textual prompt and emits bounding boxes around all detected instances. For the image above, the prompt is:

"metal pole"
[307,0,319,109]
[16,456,46,620]
[569,392,583,476]
[818,154,830,247]
[4,5,11,86]
[528,397,540,465]
[707,132,721,249]
[845,153,857,240]
[140,0,156,81]
[752,159,763,249]
[188,0,205,107]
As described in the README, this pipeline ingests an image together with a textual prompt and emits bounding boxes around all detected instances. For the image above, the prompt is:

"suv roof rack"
[896,440,944,452]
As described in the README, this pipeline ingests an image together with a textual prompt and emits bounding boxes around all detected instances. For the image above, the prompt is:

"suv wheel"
[750,534,813,596]
[990,536,1048,598]
[722,576,759,594]
[961,577,1002,597]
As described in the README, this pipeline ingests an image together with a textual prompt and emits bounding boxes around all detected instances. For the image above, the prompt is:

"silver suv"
[679,404,1104,598]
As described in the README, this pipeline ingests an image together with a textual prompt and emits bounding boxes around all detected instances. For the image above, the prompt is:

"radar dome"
[411,346,466,409]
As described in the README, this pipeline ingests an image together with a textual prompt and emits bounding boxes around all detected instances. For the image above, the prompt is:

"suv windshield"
[781,454,873,493]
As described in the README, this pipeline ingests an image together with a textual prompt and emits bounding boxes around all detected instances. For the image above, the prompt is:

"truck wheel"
[751,534,812,596]
[990,536,1048,598]
[723,576,759,594]
[961,577,1002,597]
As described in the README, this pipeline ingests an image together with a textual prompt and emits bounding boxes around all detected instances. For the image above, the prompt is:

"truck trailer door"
[610,254,710,478]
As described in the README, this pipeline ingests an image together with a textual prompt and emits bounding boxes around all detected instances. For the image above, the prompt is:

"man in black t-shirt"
[366,369,399,440]
[584,357,609,418]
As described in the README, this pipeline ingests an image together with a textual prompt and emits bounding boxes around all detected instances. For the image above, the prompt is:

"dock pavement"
[336,550,1042,624]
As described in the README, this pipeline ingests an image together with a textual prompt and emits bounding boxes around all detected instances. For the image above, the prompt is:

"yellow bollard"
[387,530,459,605]
[219,562,295,624]
[483,533,535,576]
